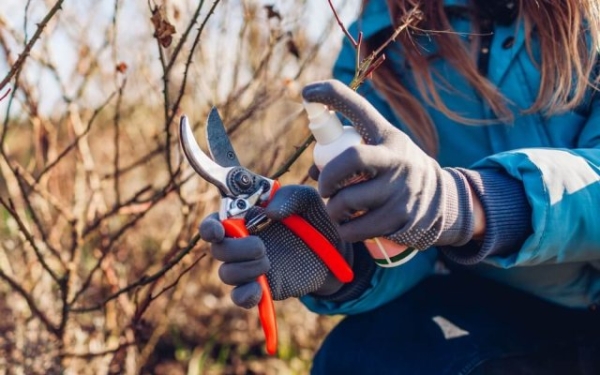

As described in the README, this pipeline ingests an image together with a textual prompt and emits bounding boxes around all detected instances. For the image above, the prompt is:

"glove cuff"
[440,168,532,265]
[437,168,475,247]
[312,242,376,303]
[312,241,354,296]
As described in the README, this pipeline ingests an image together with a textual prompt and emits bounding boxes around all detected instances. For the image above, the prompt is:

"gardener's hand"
[199,185,353,309]
[302,79,476,250]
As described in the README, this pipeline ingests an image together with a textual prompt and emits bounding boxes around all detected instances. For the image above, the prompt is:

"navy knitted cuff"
[439,168,532,265]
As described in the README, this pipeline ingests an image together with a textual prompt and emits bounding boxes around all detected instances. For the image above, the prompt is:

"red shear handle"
[267,181,354,283]
[281,215,354,283]
[222,218,278,356]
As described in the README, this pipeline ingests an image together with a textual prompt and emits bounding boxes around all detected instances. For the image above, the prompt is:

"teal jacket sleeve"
[473,96,600,268]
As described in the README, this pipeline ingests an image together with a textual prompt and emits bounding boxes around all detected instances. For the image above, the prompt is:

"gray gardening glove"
[302,79,475,250]
[199,185,354,309]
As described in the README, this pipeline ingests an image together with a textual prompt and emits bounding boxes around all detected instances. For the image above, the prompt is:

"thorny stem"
[0,0,66,91]
[270,134,315,180]
[350,8,423,90]
[327,0,358,47]
[166,0,220,132]
[164,1,205,76]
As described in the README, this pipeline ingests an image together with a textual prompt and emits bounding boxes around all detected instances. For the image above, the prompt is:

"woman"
[200,0,600,373]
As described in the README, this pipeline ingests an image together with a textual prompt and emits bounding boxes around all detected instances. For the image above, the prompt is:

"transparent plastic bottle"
[304,101,418,267]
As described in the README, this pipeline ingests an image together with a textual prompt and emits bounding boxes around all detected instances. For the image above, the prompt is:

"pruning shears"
[179,107,354,355]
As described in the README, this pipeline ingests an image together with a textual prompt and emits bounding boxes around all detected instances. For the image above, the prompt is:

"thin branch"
[165,0,221,131]
[164,0,205,76]
[149,254,204,302]
[350,8,423,90]
[61,342,135,359]
[0,88,10,102]
[82,184,152,237]
[0,198,61,283]
[0,0,66,91]
[113,78,127,205]
[270,134,315,180]
[327,0,358,47]
[71,232,202,313]
[0,268,60,336]
[101,145,164,180]
[14,169,64,265]
[35,91,116,183]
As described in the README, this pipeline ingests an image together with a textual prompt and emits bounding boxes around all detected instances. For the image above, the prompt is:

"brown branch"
[350,8,422,90]
[149,254,204,302]
[165,0,221,131]
[164,0,205,76]
[0,88,10,102]
[35,91,116,183]
[327,0,358,47]
[270,134,315,180]
[0,268,60,336]
[112,78,127,205]
[101,145,164,180]
[83,184,153,237]
[0,198,61,283]
[14,169,64,265]
[71,232,202,313]
[0,0,66,91]
[61,342,135,359]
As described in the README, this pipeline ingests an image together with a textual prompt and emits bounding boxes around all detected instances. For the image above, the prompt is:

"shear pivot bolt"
[230,169,254,193]
[239,174,251,187]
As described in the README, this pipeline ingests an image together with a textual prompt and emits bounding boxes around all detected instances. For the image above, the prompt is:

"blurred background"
[0,0,360,373]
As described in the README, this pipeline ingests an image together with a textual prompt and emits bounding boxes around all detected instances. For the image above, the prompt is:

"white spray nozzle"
[303,101,328,120]
[303,101,344,144]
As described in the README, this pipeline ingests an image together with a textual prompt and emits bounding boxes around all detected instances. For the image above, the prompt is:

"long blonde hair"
[364,0,600,155]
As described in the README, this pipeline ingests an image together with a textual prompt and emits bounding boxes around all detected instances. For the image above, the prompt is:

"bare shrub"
[0,1,359,373]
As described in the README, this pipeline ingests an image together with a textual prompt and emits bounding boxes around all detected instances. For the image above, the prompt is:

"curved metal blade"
[179,115,232,195]
[206,106,241,167]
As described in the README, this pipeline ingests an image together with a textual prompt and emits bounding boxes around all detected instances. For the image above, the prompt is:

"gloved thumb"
[199,212,225,243]
[301,79,395,146]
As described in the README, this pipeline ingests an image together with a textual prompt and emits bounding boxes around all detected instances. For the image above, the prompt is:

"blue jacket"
[302,0,600,314]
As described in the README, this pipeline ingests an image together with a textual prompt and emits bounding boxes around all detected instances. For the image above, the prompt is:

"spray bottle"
[304,101,418,267]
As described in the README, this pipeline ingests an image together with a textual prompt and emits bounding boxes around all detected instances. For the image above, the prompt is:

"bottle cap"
[303,101,343,144]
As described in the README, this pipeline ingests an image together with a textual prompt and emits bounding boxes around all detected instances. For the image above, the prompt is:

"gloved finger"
[308,164,320,181]
[218,257,270,285]
[337,204,410,243]
[325,179,392,224]
[265,185,323,220]
[199,212,225,243]
[211,236,266,262]
[318,144,388,198]
[302,79,396,145]
[230,282,262,309]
